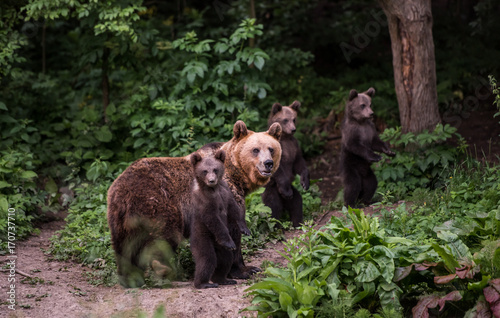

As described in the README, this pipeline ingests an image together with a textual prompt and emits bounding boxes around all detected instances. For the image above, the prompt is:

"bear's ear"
[290,100,301,111]
[268,122,282,141]
[271,102,282,115]
[190,152,202,167]
[215,149,226,163]
[364,87,375,97]
[233,120,248,140]
[348,89,358,101]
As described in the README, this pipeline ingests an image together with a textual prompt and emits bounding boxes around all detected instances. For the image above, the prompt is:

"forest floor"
[2,103,499,318]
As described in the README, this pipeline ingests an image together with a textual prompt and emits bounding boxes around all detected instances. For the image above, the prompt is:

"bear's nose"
[264,160,274,171]
[291,128,296,134]
[208,178,217,185]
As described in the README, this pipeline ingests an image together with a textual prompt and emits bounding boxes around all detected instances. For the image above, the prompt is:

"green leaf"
[0,102,7,110]
[257,88,267,99]
[95,126,113,143]
[279,292,293,311]
[467,275,490,291]
[246,277,297,297]
[254,56,265,70]
[133,138,146,148]
[377,282,402,310]
[0,181,12,189]
[0,196,8,212]
[20,170,37,179]
[431,243,460,273]
[354,260,381,283]
[296,283,319,306]
[297,265,321,281]
[351,282,375,305]
[45,177,58,194]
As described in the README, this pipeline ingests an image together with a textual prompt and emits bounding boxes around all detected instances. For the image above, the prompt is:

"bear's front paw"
[246,266,262,275]
[301,177,310,191]
[385,150,396,157]
[220,239,237,251]
[300,174,309,190]
[369,154,383,162]
[238,222,251,236]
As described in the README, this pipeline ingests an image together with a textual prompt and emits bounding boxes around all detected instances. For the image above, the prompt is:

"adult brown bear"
[107,121,282,287]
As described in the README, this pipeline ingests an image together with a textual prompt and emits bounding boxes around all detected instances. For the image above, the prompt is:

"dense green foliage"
[374,124,467,201]
[244,210,411,317]
[246,160,500,317]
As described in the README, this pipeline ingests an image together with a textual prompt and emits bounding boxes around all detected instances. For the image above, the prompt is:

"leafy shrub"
[242,187,287,255]
[245,201,499,317]
[490,75,500,128]
[244,208,414,317]
[242,178,322,255]
[0,109,60,251]
[395,230,499,317]
[48,181,117,285]
[374,124,467,200]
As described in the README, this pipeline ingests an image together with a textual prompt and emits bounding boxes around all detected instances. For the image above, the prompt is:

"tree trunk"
[378,0,441,133]
[247,0,256,48]
[102,46,110,124]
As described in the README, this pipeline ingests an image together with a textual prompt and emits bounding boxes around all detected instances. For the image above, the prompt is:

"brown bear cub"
[190,149,243,289]
[340,88,395,208]
[262,101,309,227]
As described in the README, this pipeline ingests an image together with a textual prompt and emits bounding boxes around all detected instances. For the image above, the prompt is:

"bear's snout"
[207,174,218,186]
[264,159,274,171]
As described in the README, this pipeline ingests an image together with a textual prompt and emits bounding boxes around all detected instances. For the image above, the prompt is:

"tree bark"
[102,46,110,124]
[249,0,256,48]
[378,0,441,133]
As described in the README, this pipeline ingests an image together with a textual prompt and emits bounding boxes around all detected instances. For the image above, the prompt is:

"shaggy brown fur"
[262,101,309,227]
[340,88,395,208]
[107,121,281,287]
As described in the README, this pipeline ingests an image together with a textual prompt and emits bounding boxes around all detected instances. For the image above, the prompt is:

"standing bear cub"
[189,149,244,289]
[340,88,395,208]
[262,101,309,227]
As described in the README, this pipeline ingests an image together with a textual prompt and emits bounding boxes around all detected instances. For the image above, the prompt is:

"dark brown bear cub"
[340,88,395,208]
[262,101,309,227]
[190,149,242,289]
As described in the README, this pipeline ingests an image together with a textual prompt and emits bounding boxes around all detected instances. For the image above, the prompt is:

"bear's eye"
[252,148,260,155]
[284,119,289,124]
[360,104,366,109]
[203,170,208,176]
[213,169,218,174]
[293,118,296,124]
[269,147,274,155]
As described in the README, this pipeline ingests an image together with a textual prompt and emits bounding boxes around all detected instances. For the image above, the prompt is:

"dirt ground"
[0,219,302,318]
[1,103,499,318]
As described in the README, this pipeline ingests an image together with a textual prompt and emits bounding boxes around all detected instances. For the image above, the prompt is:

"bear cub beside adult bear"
[262,101,309,227]
[190,149,248,289]
[340,88,395,208]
